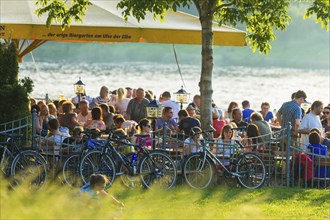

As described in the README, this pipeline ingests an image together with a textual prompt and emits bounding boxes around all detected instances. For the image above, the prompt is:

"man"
[250,112,272,142]
[155,106,178,132]
[77,100,91,126]
[125,87,133,99]
[298,100,323,150]
[99,103,115,129]
[160,91,180,121]
[260,102,275,124]
[242,100,254,123]
[177,109,201,137]
[126,88,150,123]
[231,107,248,130]
[187,95,201,118]
[277,90,307,137]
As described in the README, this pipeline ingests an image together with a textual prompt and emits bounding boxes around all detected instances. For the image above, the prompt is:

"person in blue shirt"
[155,106,178,132]
[307,132,328,178]
[259,102,275,123]
[242,100,254,123]
[80,174,125,207]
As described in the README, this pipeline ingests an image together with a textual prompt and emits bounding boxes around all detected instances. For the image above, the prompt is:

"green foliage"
[304,0,330,31]
[34,0,329,55]
[0,42,19,85]
[215,0,291,54]
[0,42,34,123]
[35,0,92,29]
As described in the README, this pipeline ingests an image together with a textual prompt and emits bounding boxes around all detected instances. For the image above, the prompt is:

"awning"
[0,0,246,61]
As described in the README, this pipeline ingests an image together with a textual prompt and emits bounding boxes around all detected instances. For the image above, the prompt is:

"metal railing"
[1,114,329,189]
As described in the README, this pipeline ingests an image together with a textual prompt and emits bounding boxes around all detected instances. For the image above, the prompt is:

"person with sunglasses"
[321,106,330,138]
[298,100,324,151]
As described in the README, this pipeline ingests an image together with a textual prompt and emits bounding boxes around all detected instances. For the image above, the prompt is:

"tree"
[0,41,34,123]
[36,0,329,130]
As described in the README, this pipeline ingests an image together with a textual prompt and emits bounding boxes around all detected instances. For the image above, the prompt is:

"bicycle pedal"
[116,172,124,175]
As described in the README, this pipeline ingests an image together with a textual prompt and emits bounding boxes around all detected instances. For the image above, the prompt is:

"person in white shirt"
[77,100,91,126]
[298,100,323,151]
[115,88,131,117]
[160,91,180,122]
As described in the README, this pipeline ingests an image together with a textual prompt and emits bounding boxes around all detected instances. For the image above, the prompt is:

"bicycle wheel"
[10,150,48,190]
[62,153,82,187]
[118,152,141,188]
[79,150,116,188]
[183,153,214,189]
[0,146,12,176]
[139,151,177,189]
[235,152,266,189]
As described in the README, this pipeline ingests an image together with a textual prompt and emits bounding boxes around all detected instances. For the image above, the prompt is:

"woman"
[94,86,110,105]
[115,88,130,117]
[135,118,152,149]
[212,125,235,167]
[183,126,203,156]
[47,102,57,118]
[40,105,55,136]
[84,107,106,130]
[321,106,330,138]
[212,107,227,138]
[225,101,239,121]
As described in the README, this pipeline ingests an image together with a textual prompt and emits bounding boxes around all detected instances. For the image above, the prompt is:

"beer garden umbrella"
[0,0,246,62]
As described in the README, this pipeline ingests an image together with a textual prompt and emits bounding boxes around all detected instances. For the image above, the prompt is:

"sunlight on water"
[19,61,329,110]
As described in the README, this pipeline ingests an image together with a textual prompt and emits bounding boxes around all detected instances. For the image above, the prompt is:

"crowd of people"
[29,87,330,179]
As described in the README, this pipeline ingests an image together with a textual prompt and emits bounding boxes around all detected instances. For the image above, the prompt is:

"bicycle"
[182,128,266,189]
[61,129,107,187]
[79,131,177,189]
[0,132,48,190]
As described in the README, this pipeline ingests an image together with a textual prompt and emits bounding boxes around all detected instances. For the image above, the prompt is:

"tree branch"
[212,0,236,14]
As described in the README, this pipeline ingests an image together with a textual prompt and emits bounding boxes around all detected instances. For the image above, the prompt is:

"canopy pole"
[14,39,47,62]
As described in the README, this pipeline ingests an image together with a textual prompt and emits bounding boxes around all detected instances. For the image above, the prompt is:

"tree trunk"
[198,3,214,131]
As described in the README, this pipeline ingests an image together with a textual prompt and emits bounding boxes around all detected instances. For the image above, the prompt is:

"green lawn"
[1,178,329,219]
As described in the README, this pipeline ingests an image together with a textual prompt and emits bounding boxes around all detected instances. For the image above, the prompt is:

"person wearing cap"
[186,105,197,118]
[177,109,201,138]
[276,90,307,138]
[298,100,324,151]
[187,95,201,118]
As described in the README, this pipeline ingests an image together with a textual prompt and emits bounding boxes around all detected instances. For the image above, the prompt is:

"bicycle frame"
[196,134,247,178]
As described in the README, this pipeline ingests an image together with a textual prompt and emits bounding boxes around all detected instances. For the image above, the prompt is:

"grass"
[0,177,329,219]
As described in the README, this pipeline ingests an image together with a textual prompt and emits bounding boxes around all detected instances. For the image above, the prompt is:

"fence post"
[286,122,291,187]
[31,109,37,148]
[162,122,167,149]
[45,93,49,104]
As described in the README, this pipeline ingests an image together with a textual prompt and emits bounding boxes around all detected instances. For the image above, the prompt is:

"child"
[183,126,203,156]
[211,124,236,169]
[80,174,125,207]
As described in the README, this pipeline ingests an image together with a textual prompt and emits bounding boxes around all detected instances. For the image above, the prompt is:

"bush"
[0,41,33,123]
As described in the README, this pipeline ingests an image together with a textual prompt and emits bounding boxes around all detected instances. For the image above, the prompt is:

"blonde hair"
[117,88,125,101]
